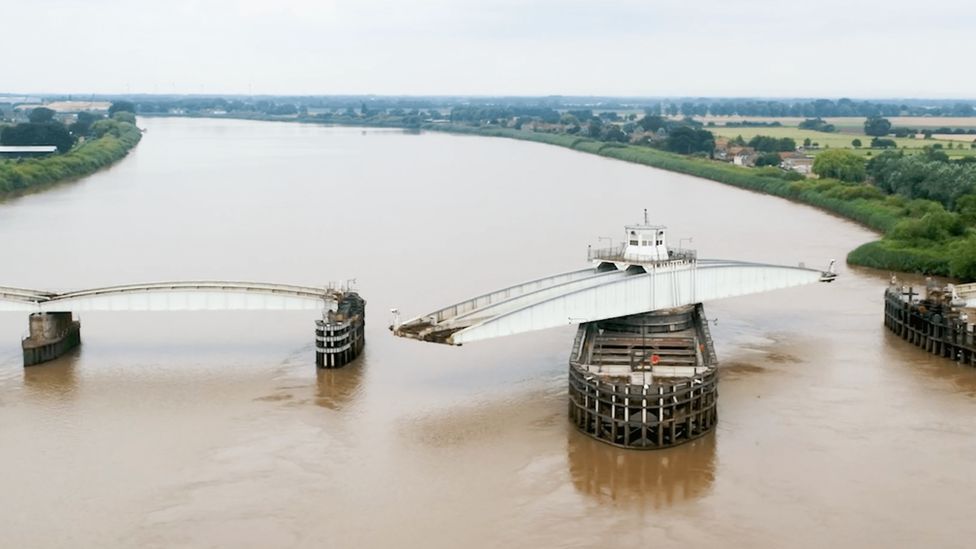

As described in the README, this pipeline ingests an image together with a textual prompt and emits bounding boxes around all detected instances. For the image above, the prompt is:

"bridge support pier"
[22,312,81,367]
[568,304,718,450]
[316,292,366,368]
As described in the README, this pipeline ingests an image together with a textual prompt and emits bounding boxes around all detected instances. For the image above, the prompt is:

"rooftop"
[624,223,666,231]
[44,101,112,113]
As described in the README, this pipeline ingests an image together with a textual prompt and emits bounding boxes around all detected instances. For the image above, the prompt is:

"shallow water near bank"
[1,118,974,548]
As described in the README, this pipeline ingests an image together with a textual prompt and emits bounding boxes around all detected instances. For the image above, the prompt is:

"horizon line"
[3,92,976,103]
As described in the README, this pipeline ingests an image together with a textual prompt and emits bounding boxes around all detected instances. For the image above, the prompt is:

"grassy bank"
[430,124,971,278]
[847,240,952,274]
[0,118,142,197]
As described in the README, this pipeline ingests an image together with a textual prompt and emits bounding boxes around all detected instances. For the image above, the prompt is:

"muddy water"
[1,118,974,548]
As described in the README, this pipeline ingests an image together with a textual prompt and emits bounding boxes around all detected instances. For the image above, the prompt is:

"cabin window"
[629,240,639,245]
[656,240,663,245]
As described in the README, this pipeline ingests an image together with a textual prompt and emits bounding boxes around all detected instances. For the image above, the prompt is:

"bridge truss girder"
[394,259,832,345]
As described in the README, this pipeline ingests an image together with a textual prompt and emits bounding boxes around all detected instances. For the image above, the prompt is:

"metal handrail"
[588,244,697,264]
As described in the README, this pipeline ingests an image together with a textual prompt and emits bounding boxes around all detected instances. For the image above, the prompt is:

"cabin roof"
[624,224,666,231]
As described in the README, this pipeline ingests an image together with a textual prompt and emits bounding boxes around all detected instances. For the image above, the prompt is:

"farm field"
[933,133,976,143]
[686,115,976,130]
[828,116,976,131]
[707,125,976,157]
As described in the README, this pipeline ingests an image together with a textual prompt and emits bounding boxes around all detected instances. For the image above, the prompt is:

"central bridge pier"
[569,305,718,449]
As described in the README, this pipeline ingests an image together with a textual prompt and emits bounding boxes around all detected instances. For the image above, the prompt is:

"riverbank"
[0,118,142,199]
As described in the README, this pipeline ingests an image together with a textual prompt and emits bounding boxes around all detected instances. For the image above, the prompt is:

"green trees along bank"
[812,150,867,182]
[845,150,976,279]
[0,110,142,197]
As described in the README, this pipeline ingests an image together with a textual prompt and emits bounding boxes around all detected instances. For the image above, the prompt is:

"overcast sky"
[2,0,973,98]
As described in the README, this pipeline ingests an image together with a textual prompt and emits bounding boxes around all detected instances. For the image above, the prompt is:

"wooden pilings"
[568,366,717,449]
[884,288,976,367]
[567,305,719,450]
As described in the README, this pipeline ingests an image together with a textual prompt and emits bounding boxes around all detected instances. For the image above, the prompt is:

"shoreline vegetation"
[0,107,142,200]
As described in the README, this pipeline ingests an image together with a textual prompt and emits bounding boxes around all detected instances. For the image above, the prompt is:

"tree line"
[81,95,976,121]
[0,102,137,153]
[647,99,976,118]
[1,102,141,196]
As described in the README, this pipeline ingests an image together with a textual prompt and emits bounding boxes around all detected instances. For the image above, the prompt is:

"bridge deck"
[394,258,833,345]
[0,281,342,312]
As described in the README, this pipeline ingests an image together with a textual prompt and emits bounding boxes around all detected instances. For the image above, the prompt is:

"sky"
[2,0,974,98]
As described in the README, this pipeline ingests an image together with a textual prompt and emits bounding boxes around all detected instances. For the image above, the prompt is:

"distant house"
[713,137,730,160]
[0,145,58,158]
[782,153,815,176]
[732,154,755,167]
[728,146,757,167]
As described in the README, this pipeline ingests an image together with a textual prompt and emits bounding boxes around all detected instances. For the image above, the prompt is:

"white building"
[622,223,669,262]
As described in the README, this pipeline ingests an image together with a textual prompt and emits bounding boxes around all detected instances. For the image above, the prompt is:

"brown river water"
[2,118,975,548]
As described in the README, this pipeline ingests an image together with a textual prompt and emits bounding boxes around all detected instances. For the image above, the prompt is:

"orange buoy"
[651,354,660,365]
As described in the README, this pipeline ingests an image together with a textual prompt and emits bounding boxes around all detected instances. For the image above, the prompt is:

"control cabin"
[622,223,669,263]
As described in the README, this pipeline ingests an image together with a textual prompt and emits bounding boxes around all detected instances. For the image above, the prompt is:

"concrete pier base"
[22,312,81,367]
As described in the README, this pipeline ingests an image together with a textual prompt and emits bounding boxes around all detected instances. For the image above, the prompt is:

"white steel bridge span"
[393,257,835,345]
[0,281,341,313]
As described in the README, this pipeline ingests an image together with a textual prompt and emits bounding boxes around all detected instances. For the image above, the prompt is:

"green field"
[826,116,976,131]
[690,115,976,130]
[707,125,976,157]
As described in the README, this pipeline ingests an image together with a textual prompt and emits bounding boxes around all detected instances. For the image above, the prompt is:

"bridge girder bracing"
[394,259,832,345]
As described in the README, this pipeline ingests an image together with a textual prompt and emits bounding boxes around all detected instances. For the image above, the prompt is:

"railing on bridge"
[3,281,367,368]
[587,244,697,264]
[0,281,345,312]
